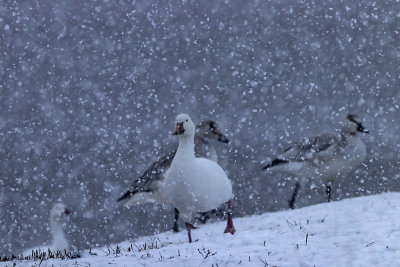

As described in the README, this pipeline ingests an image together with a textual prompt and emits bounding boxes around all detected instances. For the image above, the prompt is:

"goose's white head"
[342,114,369,135]
[173,114,195,137]
[50,203,72,222]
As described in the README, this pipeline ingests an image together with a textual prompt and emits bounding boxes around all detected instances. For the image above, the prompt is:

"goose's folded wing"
[281,133,339,161]
[117,150,176,201]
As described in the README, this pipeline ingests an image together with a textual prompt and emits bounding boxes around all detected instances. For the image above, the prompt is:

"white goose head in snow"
[50,203,72,223]
[50,203,71,220]
[173,114,196,137]
[342,114,369,135]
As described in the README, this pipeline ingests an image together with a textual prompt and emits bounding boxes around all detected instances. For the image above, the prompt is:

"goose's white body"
[22,204,70,257]
[119,120,229,208]
[162,114,233,223]
[264,114,369,207]
[163,138,232,222]
[272,133,367,184]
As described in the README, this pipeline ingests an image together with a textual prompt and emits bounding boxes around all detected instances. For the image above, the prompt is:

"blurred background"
[1,0,399,256]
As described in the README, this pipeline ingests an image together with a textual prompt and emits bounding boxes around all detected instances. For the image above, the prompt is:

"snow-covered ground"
[4,193,400,267]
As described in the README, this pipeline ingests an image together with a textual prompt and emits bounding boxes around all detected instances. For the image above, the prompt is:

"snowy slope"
[4,193,400,267]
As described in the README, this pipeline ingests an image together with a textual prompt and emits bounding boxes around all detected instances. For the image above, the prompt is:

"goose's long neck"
[50,217,68,251]
[194,136,218,162]
[174,135,195,162]
[340,130,358,143]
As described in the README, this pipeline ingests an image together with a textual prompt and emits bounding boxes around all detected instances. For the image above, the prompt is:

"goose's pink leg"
[224,200,236,235]
[185,222,194,243]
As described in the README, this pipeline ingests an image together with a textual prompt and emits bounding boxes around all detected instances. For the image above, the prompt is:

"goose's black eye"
[186,119,188,122]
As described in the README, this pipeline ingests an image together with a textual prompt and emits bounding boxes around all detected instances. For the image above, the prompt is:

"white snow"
[5,193,400,266]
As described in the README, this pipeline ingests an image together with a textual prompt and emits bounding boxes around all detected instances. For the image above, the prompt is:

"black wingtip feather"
[117,190,132,202]
[262,158,289,170]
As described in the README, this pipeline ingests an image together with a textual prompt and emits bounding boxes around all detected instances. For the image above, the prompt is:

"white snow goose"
[22,203,72,257]
[163,114,235,243]
[263,114,368,209]
[117,120,230,232]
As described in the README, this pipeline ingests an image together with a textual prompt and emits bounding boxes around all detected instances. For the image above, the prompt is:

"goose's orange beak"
[64,208,72,215]
[173,122,185,135]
